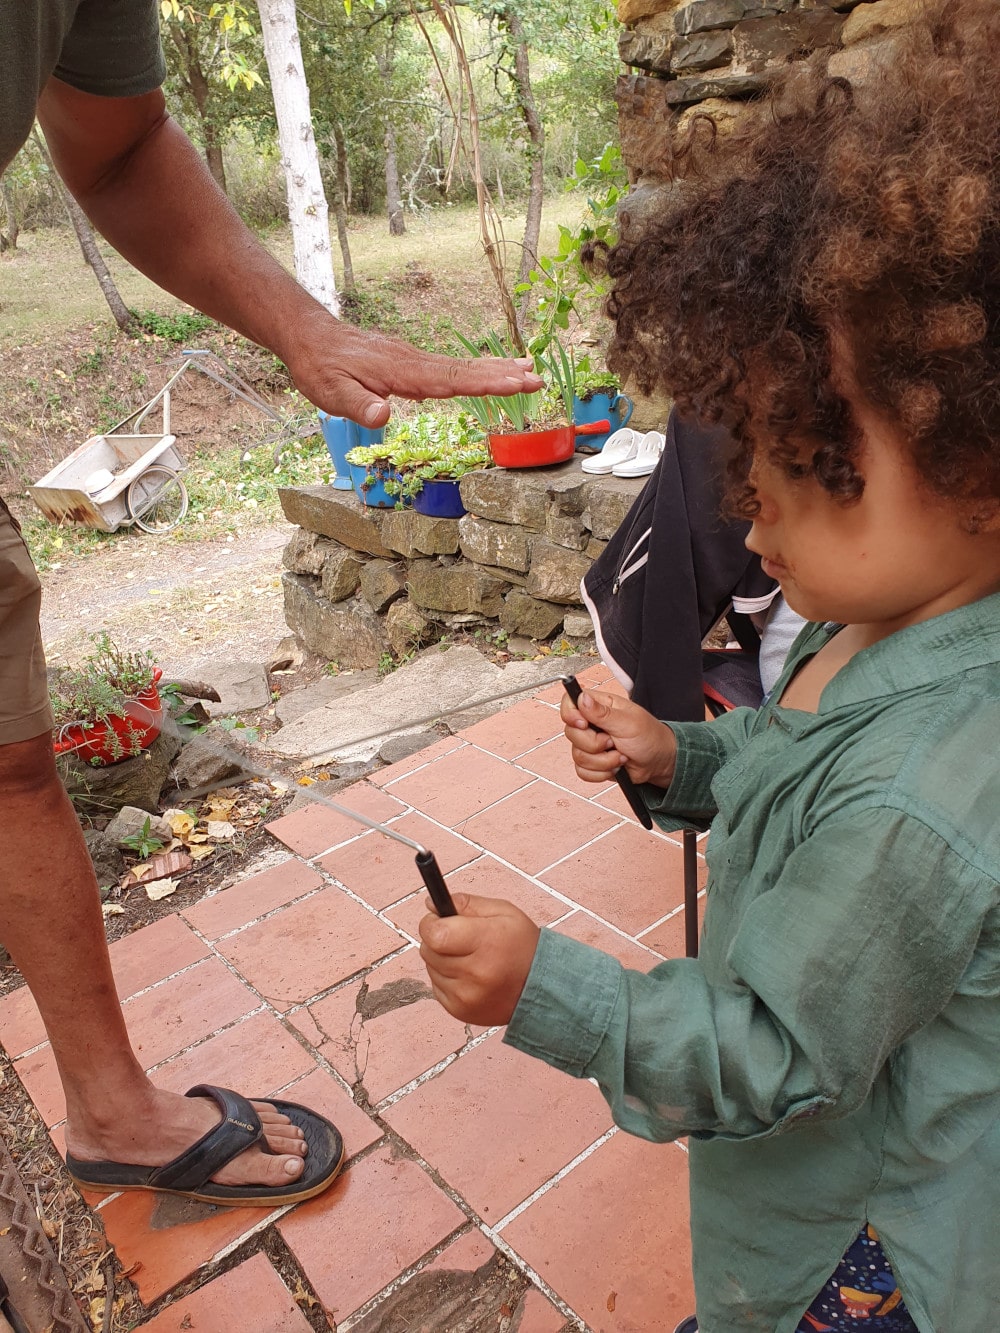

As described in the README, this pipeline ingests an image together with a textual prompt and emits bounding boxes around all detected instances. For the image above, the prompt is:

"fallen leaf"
[296,775,316,787]
[187,844,214,861]
[206,797,237,818]
[187,831,210,843]
[607,1291,617,1313]
[145,877,178,901]
[206,820,236,839]
[102,903,126,918]
[163,809,196,840]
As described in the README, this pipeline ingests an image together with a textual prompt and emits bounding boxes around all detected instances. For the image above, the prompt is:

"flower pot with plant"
[454,332,609,468]
[51,633,163,766]
[572,363,634,451]
[344,439,407,508]
[387,413,490,518]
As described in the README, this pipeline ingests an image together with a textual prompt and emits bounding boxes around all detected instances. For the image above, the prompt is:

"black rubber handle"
[415,848,458,917]
[562,675,654,830]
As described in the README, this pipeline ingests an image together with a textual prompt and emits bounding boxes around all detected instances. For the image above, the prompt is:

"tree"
[256,0,339,313]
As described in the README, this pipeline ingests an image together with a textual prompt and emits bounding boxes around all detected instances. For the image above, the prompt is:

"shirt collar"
[817,591,1000,709]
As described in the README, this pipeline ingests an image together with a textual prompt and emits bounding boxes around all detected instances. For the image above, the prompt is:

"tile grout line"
[489,1124,619,1234]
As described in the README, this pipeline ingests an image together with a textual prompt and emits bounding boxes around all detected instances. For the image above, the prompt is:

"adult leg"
[0,733,309,1188]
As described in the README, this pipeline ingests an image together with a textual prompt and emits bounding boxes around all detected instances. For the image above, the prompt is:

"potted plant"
[344,438,405,508]
[454,331,609,468]
[50,633,163,766]
[386,413,490,518]
[572,362,634,450]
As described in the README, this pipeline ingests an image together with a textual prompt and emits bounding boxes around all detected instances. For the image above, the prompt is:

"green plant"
[133,309,215,343]
[120,816,166,859]
[537,340,578,427]
[344,441,397,494]
[384,413,490,501]
[49,633,159,762]
[573,362,620,400]
[452,330,543,433]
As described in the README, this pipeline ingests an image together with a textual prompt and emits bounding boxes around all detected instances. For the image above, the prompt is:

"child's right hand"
[560,688,677,789]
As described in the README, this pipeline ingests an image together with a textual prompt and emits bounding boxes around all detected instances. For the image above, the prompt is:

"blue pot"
[572,390,634,451]
[412,478,466,518]
[317,412,355,490]
[349,462,403,508]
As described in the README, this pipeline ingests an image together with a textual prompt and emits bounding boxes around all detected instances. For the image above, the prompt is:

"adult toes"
[212,1145,305,1188]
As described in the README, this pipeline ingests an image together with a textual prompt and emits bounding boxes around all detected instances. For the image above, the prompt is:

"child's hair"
[599,0,1000,516]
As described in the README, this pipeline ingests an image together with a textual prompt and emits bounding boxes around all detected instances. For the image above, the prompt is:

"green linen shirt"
[506,594,1000,1332]
[1,0,165,175]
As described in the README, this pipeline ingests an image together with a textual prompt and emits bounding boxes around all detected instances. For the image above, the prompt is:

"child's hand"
[560,688,677,788]
[419,894,541,1027]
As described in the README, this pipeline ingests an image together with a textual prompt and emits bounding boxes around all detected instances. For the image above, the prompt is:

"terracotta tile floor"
[0,684,704,1332]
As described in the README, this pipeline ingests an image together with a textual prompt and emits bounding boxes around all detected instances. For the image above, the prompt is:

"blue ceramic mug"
[317,412,355,490]
[572,391,634,451]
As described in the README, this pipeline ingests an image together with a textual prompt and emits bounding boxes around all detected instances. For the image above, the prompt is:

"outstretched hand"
[286,310,544,428]
[560,687,678,789]
[419,894,541,1027]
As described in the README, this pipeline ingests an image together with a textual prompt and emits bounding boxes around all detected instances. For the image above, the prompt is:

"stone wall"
[615,0,924,426]
[278,464,644,668]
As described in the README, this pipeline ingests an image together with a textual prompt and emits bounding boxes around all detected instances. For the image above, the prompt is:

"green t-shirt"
[506,595,1000,1331]
[1,0,165,174]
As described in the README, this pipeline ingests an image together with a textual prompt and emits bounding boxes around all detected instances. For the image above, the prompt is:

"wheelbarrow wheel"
[126,465,188,534]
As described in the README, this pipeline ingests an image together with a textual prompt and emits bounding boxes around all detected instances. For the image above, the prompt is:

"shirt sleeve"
[641,705,757,833]
[55,0,166,98]
[505,804,998,1142]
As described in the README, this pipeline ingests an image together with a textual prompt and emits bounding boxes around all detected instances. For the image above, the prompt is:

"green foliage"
[49,633,158,761]
[133,309,216,342]
[573,362,620,398]
[519,143,626,347]
[385,412,490,500]
[219,716,260,744]
[120,816,166,859]
[452,330,543,432]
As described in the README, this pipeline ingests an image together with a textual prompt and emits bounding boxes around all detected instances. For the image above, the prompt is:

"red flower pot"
[488,419,610,468]
[53,669,164,766]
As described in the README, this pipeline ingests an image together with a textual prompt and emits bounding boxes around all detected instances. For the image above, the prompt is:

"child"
[419,2,1000,1328]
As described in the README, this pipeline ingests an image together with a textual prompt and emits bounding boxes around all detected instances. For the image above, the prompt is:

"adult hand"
[419,894,540,1027]
[560,688,677,788]
[283,309,544,428]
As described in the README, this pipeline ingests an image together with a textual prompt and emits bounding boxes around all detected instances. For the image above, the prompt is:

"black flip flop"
[65,1084,344,1207]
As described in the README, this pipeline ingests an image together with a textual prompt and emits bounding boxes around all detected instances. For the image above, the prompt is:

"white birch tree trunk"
[256,0,338,315]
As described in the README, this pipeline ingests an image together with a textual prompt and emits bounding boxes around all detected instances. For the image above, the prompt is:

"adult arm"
[35,81,542,426]
[505,806,997,1141]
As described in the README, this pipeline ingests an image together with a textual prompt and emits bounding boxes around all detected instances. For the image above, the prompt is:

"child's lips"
[761,556,787,579]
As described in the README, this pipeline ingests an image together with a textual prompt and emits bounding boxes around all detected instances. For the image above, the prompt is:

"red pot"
[54,668,164,766]
[488,419,610,468]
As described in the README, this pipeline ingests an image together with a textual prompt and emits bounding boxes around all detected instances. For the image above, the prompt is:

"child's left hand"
[419,894,541,1027]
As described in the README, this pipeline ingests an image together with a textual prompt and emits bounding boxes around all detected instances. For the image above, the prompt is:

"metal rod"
[560,675,653,831]
[683,828,700,959]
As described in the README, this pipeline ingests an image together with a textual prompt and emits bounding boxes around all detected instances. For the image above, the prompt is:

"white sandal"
[580,427,641,475]
[612,431,665,477]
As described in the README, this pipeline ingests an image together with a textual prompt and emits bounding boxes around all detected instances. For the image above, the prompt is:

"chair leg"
[683,828,699,958]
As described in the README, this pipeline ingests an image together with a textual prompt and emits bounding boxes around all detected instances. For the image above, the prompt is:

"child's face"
[744,390,1000,638]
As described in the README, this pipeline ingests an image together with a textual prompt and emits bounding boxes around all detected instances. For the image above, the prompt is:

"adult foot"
[65,1084,309,1190]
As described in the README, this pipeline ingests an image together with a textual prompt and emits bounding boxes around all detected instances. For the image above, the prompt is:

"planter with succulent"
[344,439,406,508]
[386,413,490,518]
[454,331,609,468]
[572,363,634,451]
[51,632,163,766]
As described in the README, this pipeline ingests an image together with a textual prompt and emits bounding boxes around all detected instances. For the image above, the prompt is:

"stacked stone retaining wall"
[278,464,644,668]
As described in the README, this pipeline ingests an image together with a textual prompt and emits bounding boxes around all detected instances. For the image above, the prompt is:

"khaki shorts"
[0,498,53,745]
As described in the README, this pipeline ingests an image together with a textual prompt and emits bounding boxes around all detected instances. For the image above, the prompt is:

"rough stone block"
[587,478,645,540]
[282,573,386,668]
[381,509,461,557]
[321,547,363,602]
[826,32,898,82]
[619,28,674,72]
[458,515,533,572]
[545,511,590,551]
[586,537,610,561]
[841,0,922,44]
[359,559,407,614]
[733,9,844,70]
[282,528,336,576]
[526,541,593,606]
[665,69,770,104]
[563,610,596,638]
[618,0,683,24]
[671,28,734,71]
[500,592,567,641]
[57,730,180,816]
[674,0,745,35]
[385,599,435,657]
[278,485,394,558]
[407,562,510,617]
[459,470,548,531]
[544,467,594,516]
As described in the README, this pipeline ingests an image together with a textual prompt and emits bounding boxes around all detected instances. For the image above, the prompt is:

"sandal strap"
[148,1085,263,1192]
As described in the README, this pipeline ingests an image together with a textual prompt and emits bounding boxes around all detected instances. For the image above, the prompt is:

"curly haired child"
[419,1,1000,1328]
